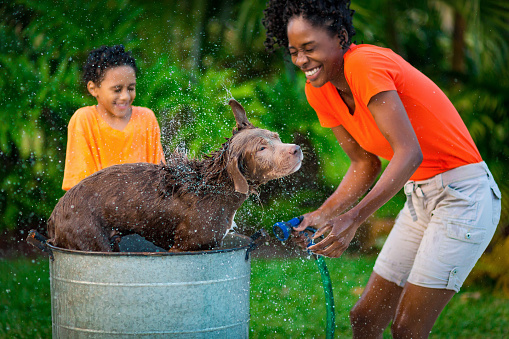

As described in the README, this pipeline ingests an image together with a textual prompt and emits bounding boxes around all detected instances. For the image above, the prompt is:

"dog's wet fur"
[47,99,303,252]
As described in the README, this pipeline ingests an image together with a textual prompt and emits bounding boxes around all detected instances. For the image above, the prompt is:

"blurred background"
[1,0,508,292]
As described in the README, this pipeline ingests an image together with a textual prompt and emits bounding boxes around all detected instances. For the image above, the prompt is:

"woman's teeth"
[305,67,320,77]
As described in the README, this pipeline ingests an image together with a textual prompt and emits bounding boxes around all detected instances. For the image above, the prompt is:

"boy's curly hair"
[263,0,356,53]
[83,45,137,85]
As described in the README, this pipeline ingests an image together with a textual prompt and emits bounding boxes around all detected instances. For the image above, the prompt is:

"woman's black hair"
[263,0,356,53]
[83,45,137,85]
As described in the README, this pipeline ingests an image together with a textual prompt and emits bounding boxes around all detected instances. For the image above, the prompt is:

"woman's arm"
[308,90,423,257]
[295,125,381,231]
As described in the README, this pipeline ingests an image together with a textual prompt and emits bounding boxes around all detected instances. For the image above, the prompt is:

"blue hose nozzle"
[272,216,318,248]
[272,216,304,241]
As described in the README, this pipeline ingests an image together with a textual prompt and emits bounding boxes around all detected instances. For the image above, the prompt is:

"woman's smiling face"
[287,15,347,88]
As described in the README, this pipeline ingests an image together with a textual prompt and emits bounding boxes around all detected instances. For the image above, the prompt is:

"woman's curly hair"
[83,45,137,85]
[263,0,355,53]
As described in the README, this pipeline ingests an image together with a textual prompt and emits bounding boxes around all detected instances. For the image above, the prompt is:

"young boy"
[62,45,165,191]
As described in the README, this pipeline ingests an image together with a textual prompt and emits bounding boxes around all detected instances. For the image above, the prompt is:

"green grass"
[1,255,508,338]
[0,258,51,338]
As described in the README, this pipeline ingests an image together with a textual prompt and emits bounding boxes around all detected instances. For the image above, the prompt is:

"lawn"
[1,254,508,338]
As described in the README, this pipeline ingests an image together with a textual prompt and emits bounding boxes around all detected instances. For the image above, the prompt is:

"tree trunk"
[452,9,466,73]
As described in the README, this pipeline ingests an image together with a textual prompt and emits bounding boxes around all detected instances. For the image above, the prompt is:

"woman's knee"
[391,318,414,339]
[391,317,429,339]
[350,299,377,328]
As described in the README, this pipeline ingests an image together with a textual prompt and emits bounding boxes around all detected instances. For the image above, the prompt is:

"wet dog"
[47,99,303,252]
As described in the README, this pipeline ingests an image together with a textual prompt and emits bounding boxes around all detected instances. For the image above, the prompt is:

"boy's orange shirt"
[62,105,166,190]
[305,44,482,181]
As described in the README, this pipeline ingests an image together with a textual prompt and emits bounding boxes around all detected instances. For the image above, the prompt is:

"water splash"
[222,86,235,105]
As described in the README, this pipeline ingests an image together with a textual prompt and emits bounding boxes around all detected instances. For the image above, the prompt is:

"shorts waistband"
[420,161,488,188]
[404,162,488,222]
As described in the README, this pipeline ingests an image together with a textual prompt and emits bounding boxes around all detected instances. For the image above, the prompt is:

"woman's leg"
[391,283,455,338]
[350,272,403,338]
[351,199,426,338]
[389,165,499,338]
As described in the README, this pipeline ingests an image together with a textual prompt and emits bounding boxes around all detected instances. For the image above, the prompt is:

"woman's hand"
[294,210,327,232]
[290,211,324,250]
[308,211,360,258]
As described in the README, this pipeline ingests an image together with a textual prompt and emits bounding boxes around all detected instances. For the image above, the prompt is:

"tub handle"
[245,229,269,261]
[26,230,54,261]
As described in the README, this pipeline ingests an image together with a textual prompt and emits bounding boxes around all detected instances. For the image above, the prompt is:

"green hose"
[272,217,335,337]
[314,254,335,339]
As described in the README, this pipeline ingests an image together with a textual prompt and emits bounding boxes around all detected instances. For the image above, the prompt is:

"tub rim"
[44,232,253,258]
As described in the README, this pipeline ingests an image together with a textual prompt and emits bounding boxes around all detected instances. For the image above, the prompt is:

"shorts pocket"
[438,220,485,266]
[437,185,478,222]
[490,182,502,225]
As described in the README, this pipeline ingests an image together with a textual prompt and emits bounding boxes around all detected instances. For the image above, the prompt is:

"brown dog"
[47,99,303,252]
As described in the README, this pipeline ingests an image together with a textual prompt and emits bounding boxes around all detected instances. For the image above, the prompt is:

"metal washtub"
[28,231,263,338]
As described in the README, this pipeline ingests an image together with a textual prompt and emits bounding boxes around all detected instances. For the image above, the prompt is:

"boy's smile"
[87,65,137,130]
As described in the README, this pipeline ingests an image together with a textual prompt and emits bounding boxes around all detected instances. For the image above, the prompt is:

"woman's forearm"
[317,155,382,221]
[347,148,422,225]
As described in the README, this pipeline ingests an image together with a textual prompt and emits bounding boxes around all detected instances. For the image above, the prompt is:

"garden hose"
[273,217,335,339]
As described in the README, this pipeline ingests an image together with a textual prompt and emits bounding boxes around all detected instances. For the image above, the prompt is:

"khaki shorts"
[373,162,501,292]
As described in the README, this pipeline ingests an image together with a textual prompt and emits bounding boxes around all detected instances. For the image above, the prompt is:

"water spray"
[272,216,335,339]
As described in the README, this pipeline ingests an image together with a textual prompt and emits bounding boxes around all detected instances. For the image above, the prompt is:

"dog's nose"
[290,145,301,155]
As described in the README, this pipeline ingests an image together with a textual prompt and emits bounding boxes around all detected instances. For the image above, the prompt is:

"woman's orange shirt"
[305,44,482,180]
[62,105,166,190]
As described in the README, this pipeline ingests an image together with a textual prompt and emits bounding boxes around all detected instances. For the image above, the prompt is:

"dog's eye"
[258,146,266,152]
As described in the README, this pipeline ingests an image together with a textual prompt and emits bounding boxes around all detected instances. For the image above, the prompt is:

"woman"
[263,1,501,337]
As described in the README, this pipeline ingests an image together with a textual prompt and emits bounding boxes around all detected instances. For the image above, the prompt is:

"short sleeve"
[345,49,400,105]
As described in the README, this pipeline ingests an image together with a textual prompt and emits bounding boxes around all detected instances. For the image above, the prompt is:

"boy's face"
[87,65,136,120]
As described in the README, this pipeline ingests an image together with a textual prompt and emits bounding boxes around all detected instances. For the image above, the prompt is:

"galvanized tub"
[28,232,261,339]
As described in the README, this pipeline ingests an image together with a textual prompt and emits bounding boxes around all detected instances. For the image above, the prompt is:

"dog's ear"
[226,155,249,195]
[229,99,254,131]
